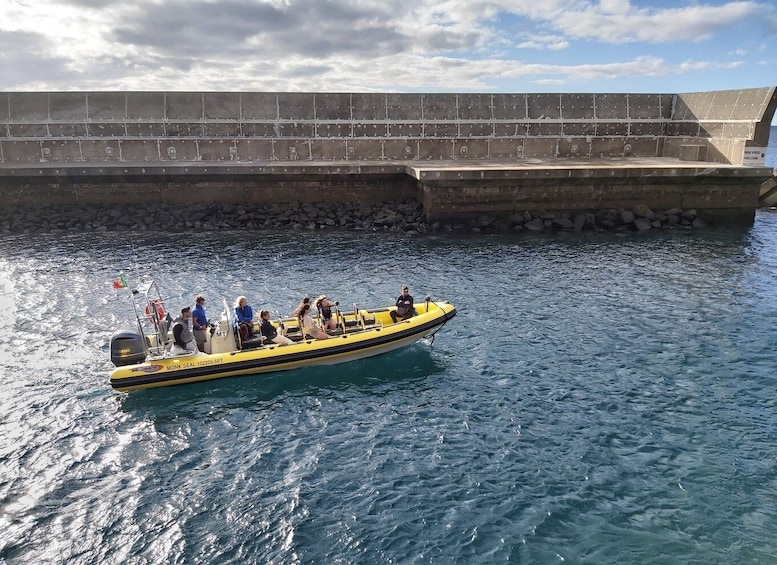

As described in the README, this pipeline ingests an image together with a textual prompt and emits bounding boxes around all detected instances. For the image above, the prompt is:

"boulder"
[595,209,618,224]
[474,215,496,228]
[633,204,656,220]
[620,210,635,225]
[634,218,652,231]
[525,218,545,231]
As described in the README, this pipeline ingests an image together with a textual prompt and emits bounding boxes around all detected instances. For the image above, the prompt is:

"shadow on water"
[116,343,449,416]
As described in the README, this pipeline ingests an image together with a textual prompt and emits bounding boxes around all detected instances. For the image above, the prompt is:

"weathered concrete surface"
[0,162,414,207]
[759,175,777,207]
[0,88,775,226]
[0,158,770,225]
[407,158,771,225]
[1,88,774,166]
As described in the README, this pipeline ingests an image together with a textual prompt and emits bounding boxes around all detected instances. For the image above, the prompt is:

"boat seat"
[360,314,377,329]
[282,325,303,340]
[240,335,264,350]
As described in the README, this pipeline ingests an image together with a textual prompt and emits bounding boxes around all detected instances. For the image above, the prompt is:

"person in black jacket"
[172,307,196,353]
[259,310,292,345]
[390,285,415,323]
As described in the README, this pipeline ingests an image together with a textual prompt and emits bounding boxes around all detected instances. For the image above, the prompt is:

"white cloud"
[598,0,631,15]
[516,35,570,50]
[549,2,766,44]
[0,0,773,92]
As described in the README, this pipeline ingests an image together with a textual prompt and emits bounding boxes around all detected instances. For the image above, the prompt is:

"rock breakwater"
[0,201,708,234]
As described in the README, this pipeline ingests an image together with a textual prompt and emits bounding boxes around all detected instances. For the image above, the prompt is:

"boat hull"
[109,301,456,391]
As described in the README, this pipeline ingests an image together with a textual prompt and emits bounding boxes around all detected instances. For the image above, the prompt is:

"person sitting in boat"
[298,303,331,340]
[234,296,255,340]
[314,295,338,331]
[259,310,293,346]
[390,285,415,323]
[292,296,311,319]
[171,307,197,354]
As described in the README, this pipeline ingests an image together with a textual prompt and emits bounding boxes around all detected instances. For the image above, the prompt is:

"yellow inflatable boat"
[109,280,456,392]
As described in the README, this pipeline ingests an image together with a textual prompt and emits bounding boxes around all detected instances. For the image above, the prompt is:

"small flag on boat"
[112,275,127,289]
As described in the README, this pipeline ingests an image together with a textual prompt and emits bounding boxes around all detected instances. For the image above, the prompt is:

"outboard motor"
[110,330,146,367]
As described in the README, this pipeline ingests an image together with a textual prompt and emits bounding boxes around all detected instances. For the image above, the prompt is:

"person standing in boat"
[172,307,197,353]
[390,285,415,323]
[192,295,208,352]
[299,303,331,340]
[259,310,293,345]
[234,296,255,339]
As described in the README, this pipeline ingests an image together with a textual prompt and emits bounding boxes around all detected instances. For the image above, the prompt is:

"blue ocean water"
[2,214,777,564]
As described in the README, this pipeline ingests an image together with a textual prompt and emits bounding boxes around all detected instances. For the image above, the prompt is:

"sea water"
[0,132,776,563]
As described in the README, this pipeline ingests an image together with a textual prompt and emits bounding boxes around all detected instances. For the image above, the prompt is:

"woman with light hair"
[234,295,255,339]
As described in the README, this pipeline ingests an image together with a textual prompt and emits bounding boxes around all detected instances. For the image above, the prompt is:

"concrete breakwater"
[0,87,774,226]
[0,201,707,235]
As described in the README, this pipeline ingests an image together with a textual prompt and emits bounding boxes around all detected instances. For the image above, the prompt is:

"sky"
[0,0,775,98]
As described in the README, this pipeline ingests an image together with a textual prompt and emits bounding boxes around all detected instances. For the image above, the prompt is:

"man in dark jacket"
[172,307,196,352]
[390,285,415,323]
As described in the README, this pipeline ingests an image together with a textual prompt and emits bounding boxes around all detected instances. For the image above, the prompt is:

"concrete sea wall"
[0,87,775,227]
[1,88,774,165]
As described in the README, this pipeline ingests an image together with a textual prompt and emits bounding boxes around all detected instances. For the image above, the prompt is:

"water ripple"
[2,217,777,562]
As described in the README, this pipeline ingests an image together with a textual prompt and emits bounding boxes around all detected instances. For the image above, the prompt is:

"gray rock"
[633,204,656,220]
[595,209,618,224]
[508,213,525,226]
[474,215,495,228]
[634,218,652,231]
[525,218,545,231]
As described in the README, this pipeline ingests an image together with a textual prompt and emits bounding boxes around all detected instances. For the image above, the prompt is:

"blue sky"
[0,0,775,104]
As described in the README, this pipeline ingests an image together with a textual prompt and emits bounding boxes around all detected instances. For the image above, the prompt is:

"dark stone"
[0,201,714,235]
[525,218,545,231]
[633,204,655,220]
[552,217,574,230]
[634,218,652,231]
[595,209,618,224]
[475,215,496,228]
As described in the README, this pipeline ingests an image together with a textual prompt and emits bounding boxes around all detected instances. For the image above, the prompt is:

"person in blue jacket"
[234,295,255,339]
[192,295,208,352]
